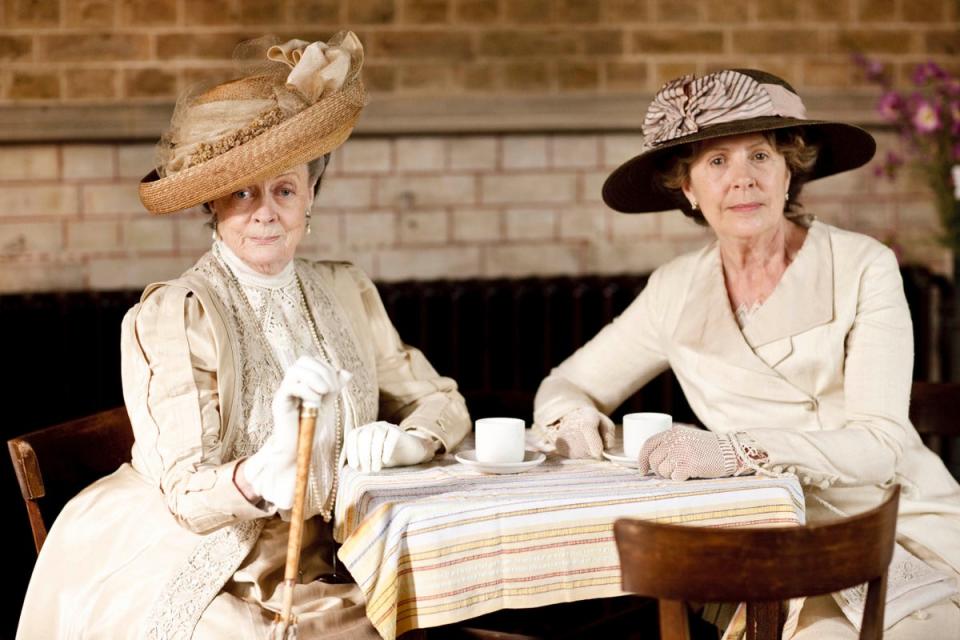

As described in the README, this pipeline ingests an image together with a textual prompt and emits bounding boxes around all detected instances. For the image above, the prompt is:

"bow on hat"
[267,32,362,103]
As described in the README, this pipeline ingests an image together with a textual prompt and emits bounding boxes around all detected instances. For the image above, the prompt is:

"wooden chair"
[910,381,960,474]
[8,406,134,553]
[614,485,900,640]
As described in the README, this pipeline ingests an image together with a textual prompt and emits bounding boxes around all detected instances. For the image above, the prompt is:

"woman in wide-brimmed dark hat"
[18,32,470,639]
[534,69,960,638]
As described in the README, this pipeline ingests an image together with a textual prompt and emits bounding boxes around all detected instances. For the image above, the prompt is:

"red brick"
[237,0,284,25]
[503,61,551,92]
[398,63,449,91]
[347,0,396,23]
[9,71,59,99]
[925,30,960,55]
[802,61,853,87]
[120,0,176,25]
[403,0,449,22]
[183,0,237,24]
[156,33,251,61]
[458,62,498,91]
[605,61,648,90]
[479,30,581,57]
[653,62,698,87]
[41,33,150,62]
[805,0,849,20]
[504,0,551,23]
[857,0,896,22]
[600,0,648,22]
[705,0,748,22]
[181,67,239,90]
[65,0,114,27]
[363,64,397,92]
[632,30,723,53]
[583,30,624,55]
[730,30,821,54]
[558,61,599,90]
[374,30,473,58]
[826,29,912,54]
[64,68,118,99]
[454,0,499,22]
[12,0,58,26]
[124,68,177,98]
[757,0,798,21]
[289,0,341,22]
[903,0,946,22]
[0,35,30,61]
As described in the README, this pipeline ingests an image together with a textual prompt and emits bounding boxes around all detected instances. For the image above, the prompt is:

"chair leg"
[746,601,782,640]
[860,573,888,640]
[659,599,691,640]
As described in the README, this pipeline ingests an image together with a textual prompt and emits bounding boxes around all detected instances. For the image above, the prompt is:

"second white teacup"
[623,413,672,459]
[475,417,526,464]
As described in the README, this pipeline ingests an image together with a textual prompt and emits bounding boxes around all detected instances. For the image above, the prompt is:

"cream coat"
[18,259,470,639]
[535,221,960,629]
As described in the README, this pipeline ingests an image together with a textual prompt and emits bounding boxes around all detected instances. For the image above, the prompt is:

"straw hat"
[602,69,876,214]
[139,32,366,214]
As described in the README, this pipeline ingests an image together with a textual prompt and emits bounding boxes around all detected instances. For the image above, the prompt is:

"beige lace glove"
[542,407,616,460]
[637,425,764,481]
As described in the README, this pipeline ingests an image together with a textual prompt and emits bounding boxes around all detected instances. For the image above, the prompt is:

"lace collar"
[213,239,295,289]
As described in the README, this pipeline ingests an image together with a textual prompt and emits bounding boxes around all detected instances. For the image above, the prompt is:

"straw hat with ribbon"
[602,69,876,214]
[139,31,366,215]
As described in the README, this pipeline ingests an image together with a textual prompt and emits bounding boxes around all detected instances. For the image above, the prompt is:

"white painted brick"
[177,214,215,252]
[602,133,645,168]
[845,201,896,236]
[340,139,392,173]
[482,173,576,205]
[317,176,374,208]
[83,183,144,215]
[124,217,176,251]
[396,137,446,172]
[344,211,396,249]
[118,144,157,179]
[484,243,582,277]
[0,184,78,215]
[552,135,599,169]
[452,208,501,242]
[560,207,607,240]
[378,246,482,281]
[323,249,376,278]
[609,209,660,238]
[67,220,121,251]
[88,256,196,289]
[400,210,448,244]
[305,213,342,250]
[506,208,557,240]
[581,170,608,203]
[896,199,939,228]
[0,145,58,180]
[0,221,62,256]
[63,145,115,179]
[0,262,85,293]
[503,135,548,169]
[379,175,476,208]
[449,136,497,171]
[584,239,681,275]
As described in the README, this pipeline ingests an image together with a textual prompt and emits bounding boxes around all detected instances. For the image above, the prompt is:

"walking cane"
[272,400,319,640]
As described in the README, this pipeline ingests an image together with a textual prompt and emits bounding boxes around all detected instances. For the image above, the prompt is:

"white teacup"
[622,413,672,459]
[475,417,526,464]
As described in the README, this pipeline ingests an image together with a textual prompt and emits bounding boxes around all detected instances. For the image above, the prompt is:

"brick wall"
[0,129,947,293]
[0,0,956,102]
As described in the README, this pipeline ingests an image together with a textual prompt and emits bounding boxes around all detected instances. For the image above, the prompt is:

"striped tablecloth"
[334,442,805,640]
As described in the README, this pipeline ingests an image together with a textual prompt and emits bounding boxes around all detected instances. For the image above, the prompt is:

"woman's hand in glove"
[346,421,438,472]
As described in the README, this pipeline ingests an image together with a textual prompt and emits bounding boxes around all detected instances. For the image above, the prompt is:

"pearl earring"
[690,199,699,211]
[305,210,312,235]
[211,217,218,241]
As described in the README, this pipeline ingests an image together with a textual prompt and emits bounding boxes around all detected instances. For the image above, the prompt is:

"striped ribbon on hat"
[642,70,807,148]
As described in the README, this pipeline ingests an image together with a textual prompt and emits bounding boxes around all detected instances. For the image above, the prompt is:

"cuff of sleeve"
[219,458,277,520]
[400,399,469,453]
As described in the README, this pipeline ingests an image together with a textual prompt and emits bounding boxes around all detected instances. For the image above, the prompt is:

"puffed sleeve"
[746,249,917,487]
[534,266,671,427]
[128,286,273,533]
[346,265,471,453]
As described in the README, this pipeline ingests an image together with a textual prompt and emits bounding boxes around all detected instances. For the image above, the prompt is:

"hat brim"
[139,80,366,215]
[601,117,877,214]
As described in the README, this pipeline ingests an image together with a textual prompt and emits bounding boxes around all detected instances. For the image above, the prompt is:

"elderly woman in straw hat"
[18,32,469,639]
[534,69,960,637]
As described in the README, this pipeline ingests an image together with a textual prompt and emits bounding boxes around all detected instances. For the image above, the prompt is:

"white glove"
[542,407,616,460]
[637,425,744,481]
[346,421,437,472]
[242,356,351,509]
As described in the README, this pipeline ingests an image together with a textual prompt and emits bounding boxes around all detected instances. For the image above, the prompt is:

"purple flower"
[912,61,949,86]
[874,151,904,181]
[877,91,904,121]
[950,101,960,135]
[912,99,942,133]
[852,53,887,83]
[942,78,960,97]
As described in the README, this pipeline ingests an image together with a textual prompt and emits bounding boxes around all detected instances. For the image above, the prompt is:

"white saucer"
[602,449,640,469]
[454,450,546,474]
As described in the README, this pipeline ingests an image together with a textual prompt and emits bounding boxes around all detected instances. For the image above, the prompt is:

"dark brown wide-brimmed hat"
[139,31,366,215]
[602,69,876,214]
